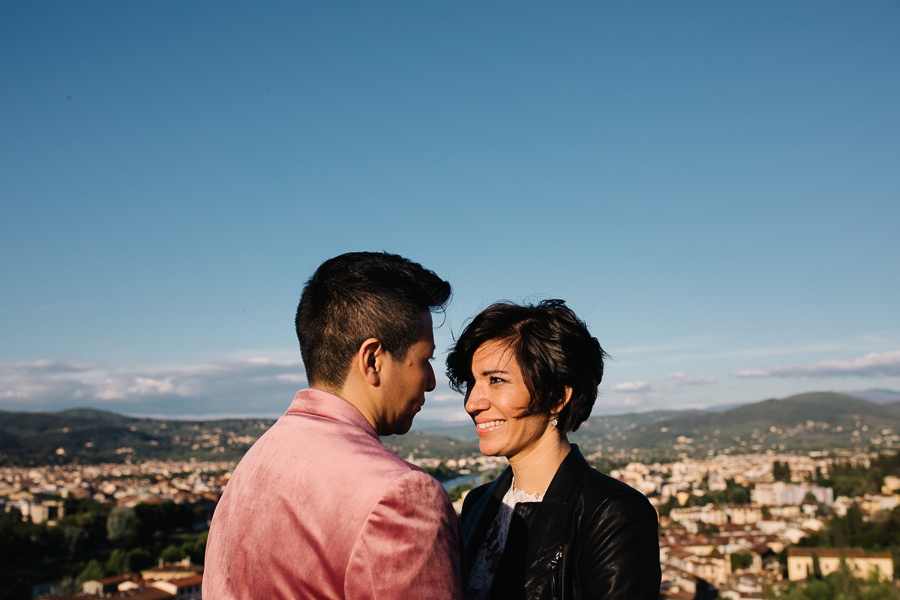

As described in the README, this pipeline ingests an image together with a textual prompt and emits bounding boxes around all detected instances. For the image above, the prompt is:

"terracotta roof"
[171,574,203,587]
[110,589,173,600]
[95,574,134,585]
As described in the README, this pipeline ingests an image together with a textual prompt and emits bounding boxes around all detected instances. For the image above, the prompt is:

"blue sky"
[2,1,898,422]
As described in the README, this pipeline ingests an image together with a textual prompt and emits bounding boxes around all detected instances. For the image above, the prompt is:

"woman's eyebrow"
[481,369,509,376]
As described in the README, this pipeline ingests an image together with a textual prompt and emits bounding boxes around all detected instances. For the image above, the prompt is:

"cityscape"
[2,390,899,600]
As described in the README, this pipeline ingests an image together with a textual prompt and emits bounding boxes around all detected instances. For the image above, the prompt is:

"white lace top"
[466,483,546,600]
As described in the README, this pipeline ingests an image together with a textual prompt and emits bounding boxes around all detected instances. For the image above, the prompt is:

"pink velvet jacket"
[203,388,463,599]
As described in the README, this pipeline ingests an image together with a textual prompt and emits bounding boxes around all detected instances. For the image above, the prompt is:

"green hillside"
[0,408,480,466]
[0,409,275,465]
[1,391,897,466]
[570,392,900,461]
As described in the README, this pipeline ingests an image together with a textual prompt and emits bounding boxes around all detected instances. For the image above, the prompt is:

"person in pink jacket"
[204,251,463,599]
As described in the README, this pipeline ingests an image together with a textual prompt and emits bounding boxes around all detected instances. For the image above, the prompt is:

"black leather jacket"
[460,446,660,600]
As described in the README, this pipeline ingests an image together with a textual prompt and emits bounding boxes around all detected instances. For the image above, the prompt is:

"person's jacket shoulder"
[460,446,660,600]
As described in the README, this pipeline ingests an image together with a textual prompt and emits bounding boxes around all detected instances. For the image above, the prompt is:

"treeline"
[771,453,899,498]
[821,453,900,498]
[773,504,900,600]
[765,561,899,599]
[797,504,900,558]
[0,496,213,600]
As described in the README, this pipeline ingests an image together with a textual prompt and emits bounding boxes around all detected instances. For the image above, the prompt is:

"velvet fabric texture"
[204,388,463,599]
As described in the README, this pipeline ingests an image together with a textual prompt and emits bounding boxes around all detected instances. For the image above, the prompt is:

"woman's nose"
[465,385,489,413]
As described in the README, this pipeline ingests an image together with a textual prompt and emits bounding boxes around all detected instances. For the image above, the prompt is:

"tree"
[0,508,40,563]
[764,561,900,600]
[63,524,88,557]
[715,477,752,505]
[811,552,822,579]
[57,576,79,596]
[731,485,750,505]
[448,482,475,502]
[657,495,679,517]
[67,502,112,549]
[829,460,884,497]
[160,544,186,563]
[77,559,105,584]
[829,557,862,599]
[133,500,195,544]
[186,532,208,564]
[773,460,792,482]
[126,547,154,572]
[697,521,720,535]
[846,503,864,537]
[815,466,826,486]
[106,548,128,576]
[731,550,754,571]
[107,505,138,544]
[803,578,831,600]
[861,570,899,600]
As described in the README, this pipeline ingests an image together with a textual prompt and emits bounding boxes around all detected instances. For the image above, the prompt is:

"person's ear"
[554,386,573,414]
[356,338,384,386]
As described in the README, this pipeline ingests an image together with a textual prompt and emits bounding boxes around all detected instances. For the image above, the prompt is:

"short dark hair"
[295,252,451,389]
[446,299,607,433]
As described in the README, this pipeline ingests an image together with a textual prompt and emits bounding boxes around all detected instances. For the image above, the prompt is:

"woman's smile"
[474,419,506,433]
[466,341,554,459]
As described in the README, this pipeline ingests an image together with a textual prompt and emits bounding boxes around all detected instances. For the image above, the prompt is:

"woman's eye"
[489,376,505,384]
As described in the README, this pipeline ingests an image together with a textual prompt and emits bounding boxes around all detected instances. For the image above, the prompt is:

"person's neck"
[314,378,382,434]
[508,433,571,496]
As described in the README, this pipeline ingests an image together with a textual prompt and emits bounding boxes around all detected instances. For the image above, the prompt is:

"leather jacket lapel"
[462,466,513,570]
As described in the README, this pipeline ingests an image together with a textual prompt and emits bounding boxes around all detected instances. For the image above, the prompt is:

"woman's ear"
[555,386,573,413]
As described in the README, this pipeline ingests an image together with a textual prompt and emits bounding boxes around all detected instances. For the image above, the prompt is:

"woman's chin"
[477,440,503,457]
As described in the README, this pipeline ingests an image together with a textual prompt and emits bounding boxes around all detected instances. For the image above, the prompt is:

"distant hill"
[416,421,479,441]
[381,429,480,460]
[55,407,134,421]
[848,388,900,405]
[0,408,277,466]
[568,391,900,461]
[0,408,480,467]
[2,391,897,466]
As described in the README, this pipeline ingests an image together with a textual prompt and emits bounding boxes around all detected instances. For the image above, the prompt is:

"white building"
[751,482,833,507]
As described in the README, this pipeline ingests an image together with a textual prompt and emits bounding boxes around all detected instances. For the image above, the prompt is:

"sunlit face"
[378,312,437,436]
[465,340,555,460]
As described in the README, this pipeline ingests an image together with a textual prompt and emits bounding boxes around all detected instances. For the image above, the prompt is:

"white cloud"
[0,359,98,376]
[733,350,900,379]
[0,357,307,418]
[732,368,767,378]
[0,356,479,422]
[129,377,176,395]
[667,372,716,386]
[609,380,652,392]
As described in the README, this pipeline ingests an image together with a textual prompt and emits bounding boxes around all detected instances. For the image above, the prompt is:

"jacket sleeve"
[576,492,660,600]
[345,469,464,600]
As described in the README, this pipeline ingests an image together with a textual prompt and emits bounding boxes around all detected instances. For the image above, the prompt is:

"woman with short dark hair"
[446,299,660,600]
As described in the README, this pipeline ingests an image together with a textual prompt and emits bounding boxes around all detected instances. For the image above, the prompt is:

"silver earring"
[550,415,558,427]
